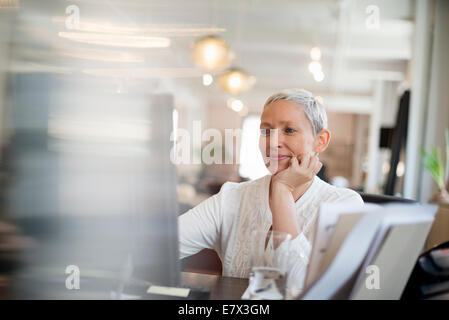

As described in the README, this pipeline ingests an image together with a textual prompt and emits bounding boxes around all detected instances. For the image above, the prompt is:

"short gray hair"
[264,88,328,136]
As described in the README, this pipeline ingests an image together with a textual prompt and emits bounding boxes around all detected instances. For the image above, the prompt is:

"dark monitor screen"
[5,74,180,299]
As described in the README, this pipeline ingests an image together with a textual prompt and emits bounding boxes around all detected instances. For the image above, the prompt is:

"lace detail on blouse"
[228,175,316,279]
[228,177,272,278]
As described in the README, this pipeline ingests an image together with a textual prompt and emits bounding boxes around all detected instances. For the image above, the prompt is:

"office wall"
[406,0,449,202]
[420,0,449,202]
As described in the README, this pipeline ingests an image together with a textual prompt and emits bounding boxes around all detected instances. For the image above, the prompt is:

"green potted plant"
[421,128,449,204]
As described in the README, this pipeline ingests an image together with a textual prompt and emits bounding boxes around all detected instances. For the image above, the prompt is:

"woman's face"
[259,99,317,174]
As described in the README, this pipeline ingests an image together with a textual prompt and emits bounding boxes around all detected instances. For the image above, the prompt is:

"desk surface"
[0,271,248,300]
[182,272,248,300]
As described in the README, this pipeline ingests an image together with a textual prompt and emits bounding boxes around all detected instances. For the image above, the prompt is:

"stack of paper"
[300,203,437,300]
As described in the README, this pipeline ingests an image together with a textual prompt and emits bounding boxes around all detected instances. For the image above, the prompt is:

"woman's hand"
[268,153,322,240]
[271,152,323,194]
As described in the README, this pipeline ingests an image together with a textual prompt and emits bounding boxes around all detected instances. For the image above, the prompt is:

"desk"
[182,272,248,300]
[426,203,449,250]
[0,271,248,300]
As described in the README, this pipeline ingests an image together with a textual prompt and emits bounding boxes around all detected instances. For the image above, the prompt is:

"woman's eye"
[285,128,296,134]
[260,129,270,136]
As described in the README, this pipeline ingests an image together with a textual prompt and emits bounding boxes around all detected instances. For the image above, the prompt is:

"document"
[304,203,381,289]
[350,204,437,299]
[301,203,438,300]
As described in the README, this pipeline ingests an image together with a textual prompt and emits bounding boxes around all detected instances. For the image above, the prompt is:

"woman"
[179,88,363,292]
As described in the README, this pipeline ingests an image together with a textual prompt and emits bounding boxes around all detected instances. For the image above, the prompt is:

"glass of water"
[249,229,292,300]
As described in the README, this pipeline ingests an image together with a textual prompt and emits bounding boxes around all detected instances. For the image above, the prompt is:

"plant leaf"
[422,146,445,190]
[445,128,449,186]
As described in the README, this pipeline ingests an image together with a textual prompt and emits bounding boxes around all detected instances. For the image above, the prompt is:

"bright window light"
[239,115,269,180]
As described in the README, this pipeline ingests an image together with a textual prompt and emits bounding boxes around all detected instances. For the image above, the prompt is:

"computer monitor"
[5,73,181,298]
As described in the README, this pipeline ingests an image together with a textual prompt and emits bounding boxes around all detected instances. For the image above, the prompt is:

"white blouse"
[178,174,363,292]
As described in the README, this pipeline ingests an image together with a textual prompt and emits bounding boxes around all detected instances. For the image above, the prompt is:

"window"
[239,114,269,180]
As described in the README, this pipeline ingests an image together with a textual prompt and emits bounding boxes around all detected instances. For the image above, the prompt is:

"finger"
[308,155,318,170]
[299,153,311,168]
[291,155,300,169]
[288,151,296,165]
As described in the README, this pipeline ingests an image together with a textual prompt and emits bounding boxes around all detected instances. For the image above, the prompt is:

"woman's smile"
[269,154,291,162]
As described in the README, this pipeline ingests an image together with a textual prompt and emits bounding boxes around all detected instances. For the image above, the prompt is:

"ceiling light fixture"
[308,46,325,83]
[82,68,202,79]
[53,18,227,36]
[313,71,325,82]
[190,35,232,71]
[230,99,243,112]
[308,61,322,74]
[218,68,255,95]
[202,74,213,86]
[58,32,170,48]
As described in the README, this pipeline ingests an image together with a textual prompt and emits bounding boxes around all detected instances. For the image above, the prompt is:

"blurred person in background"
[178,88,364,293]
[0,222,33,274]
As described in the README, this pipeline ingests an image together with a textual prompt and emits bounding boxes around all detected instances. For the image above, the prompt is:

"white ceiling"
[7,0,415,116]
